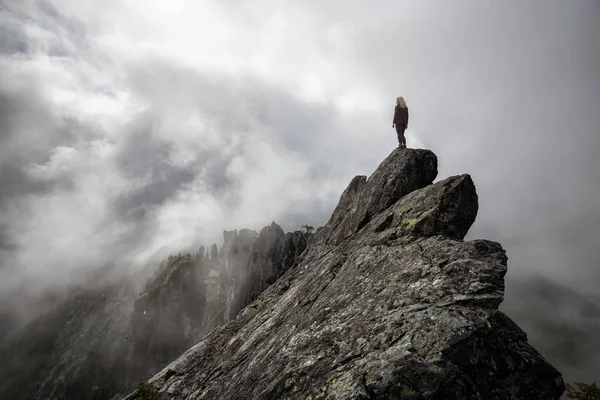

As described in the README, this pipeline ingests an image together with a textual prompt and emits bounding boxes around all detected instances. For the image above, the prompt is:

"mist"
[1,0,599,379]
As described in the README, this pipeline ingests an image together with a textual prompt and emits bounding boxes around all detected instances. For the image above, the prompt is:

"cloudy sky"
[1,0,599,299]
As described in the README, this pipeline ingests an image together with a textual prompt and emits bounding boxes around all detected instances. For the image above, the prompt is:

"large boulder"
[326,148,438,245]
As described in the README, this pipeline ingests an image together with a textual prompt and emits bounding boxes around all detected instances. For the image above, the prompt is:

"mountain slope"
[123,148,564,400]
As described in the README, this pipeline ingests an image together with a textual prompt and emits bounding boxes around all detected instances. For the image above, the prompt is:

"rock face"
[129,254,207,384]
[234,223,308,317]
[126,148,564,400]
[326,149,438,245]
[221,229,259,322]
[220,226,307,322]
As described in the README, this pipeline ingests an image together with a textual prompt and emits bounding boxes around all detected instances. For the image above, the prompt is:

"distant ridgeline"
[0,224,306,400]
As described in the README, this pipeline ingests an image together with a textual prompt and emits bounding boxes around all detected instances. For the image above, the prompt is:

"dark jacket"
[393,105,409,126]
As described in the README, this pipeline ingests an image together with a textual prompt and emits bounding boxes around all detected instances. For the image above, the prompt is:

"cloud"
[0,0,377,299]
[0,1,599,375]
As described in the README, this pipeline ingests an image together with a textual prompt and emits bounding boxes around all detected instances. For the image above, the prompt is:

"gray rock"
[126,149,563,400]
[326,148,437,245]
[355,174,478,248]
[221,229,259,322]
[234,223,307,317]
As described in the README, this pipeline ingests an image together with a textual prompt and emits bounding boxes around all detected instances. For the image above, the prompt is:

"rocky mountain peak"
[326,148,438,245]
[123,148,564,400]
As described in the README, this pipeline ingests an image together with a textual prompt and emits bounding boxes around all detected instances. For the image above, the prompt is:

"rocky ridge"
[124,148,565,400]
[0,226,305,400]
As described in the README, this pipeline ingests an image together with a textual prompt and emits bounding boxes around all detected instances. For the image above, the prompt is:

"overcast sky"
[1,0,599,298]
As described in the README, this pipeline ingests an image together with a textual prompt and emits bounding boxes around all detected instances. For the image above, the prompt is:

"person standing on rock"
[392,96,409,149]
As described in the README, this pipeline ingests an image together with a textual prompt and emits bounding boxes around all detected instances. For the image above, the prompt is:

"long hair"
[396,96,407,108]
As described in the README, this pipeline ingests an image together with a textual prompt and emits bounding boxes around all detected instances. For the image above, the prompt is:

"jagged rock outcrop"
[221,229,259,321]
[1,224,307,400]
[355,174,478,247]
[326,149,437,245]
[233,223,307,316]
[126,148,564,400]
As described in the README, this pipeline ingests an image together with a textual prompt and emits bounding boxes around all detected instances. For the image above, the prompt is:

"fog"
[1,0,599,379]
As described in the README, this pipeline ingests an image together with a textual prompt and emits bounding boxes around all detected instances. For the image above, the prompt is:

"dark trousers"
[395,124,406,147]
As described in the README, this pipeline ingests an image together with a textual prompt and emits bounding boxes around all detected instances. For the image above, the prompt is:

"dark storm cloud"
[117,59,350,217]
[0,162,53,207]
[0,23,29,54]
[112,124,197,222]
[0,0,88,56]
[111,112,239,215]
[0,81,101,209]
[0,88,74,211]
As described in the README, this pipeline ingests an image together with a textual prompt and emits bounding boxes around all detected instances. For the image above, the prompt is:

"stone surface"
[221,229,259,322]
[235,223,308,317]
[354,174,479,248]
[123,149,564,400]
[326,148,438,245]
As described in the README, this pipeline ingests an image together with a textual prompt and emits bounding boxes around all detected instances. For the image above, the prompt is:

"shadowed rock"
[123,148,563,400]
[231,222,307,318]
[129,255,206,384]
[221,229,259,321]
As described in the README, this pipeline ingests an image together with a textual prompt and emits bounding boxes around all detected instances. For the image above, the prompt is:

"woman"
[392,96,409,149]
